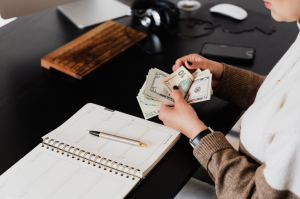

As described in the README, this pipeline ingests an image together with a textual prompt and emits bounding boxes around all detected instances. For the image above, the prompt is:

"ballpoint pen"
[87,130,147,147]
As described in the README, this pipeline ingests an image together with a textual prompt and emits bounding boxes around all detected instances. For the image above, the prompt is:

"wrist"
[208,60,224,80]
[190,122,207,140]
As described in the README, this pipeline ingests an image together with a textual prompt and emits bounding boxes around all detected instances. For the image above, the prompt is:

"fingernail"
[187,60,192,65]
[173,85,179,90]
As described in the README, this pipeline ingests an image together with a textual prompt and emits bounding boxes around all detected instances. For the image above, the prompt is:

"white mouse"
[210,3,248,20]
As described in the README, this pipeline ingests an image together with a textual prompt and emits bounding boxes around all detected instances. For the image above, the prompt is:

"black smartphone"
[200,43,255,64]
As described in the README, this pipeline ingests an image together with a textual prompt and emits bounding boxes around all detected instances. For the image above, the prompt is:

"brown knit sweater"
[193,63,299,199]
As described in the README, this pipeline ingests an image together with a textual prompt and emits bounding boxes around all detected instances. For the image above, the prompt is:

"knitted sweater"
[193,22,300,199]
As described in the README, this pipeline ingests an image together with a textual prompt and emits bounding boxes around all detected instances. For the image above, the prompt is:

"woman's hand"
[172,54,224,88]
[159,86,207,139]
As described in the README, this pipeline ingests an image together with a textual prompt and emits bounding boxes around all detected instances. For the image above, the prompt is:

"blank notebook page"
[0,144,139,199]
[43,103,180,177]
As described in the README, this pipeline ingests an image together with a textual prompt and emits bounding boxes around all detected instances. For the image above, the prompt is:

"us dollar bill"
[138,80,162,106]
[136,96,159,119]
[192,68,202,77]
[137,97,160,111]
[161,66,193,98]
[143,110,159,120]
[185,73,212,104]
[144,68,175,106]
[194,69,210,77]
[137,67,212,119]
[193,69,213,96]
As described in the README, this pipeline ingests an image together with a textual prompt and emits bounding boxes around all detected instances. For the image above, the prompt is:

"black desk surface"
[0,0,298,198]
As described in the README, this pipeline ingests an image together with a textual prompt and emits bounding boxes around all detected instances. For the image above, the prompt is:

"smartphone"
[200,43,255,64]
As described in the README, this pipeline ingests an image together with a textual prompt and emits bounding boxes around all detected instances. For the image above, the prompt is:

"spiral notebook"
[0,103,181,199]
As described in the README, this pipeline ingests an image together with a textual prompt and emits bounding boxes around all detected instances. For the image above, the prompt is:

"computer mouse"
[210,3,248,20]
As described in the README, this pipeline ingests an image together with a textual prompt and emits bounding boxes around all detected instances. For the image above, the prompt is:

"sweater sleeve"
[193,131,300,199]
[213,63,266,110]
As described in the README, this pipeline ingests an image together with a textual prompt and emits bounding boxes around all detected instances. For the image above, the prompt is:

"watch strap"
[190,127,214,148]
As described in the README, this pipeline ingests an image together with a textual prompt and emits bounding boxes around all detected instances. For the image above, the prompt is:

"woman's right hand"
[172,54,224,88]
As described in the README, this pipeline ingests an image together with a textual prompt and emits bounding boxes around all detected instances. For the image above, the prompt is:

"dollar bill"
[185,73,212,104]
[144,68,175,106]
[161,66,193,98]
[138,80,162,106]
[137,67,213,119]
[137,97,160,111]
[192,68,202,77]
[194,69,210,77]
[136,96,159,119]
[143,110,159,120]
[140,95,162,106]
[193,69,213,96]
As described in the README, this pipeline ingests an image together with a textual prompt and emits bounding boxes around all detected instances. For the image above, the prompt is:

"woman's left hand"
[158,86,207,139]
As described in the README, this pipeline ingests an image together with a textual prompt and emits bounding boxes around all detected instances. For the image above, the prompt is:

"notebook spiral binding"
[42,137,140,180]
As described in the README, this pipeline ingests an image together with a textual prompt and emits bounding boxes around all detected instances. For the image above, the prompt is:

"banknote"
[143,110,159,120]
[137,97,160,111]
[137,68,173,119]
[194,69,210,77]
[185,73,212,104]
[136,96,159,119]
[161,66,193,98]
[137,96,160,109]
[195,69,213,95]
[192,68,202,77]
[137,67,212,120]
[138,80,162,106]
[144,68,174,106]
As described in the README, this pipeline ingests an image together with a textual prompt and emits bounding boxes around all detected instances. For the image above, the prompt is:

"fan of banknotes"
[137,66,213,119]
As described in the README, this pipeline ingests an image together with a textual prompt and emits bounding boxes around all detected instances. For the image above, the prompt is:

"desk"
[0,0,298,198]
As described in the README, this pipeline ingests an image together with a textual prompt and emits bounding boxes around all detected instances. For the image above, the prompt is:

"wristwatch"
[189,127,214,148]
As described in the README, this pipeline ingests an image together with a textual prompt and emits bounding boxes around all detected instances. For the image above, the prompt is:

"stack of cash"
[137,66,213,119]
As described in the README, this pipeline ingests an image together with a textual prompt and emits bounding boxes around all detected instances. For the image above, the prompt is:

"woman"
[159,0,300,198]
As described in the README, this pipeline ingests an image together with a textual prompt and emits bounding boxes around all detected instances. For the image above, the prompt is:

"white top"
[241,22,300,196]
